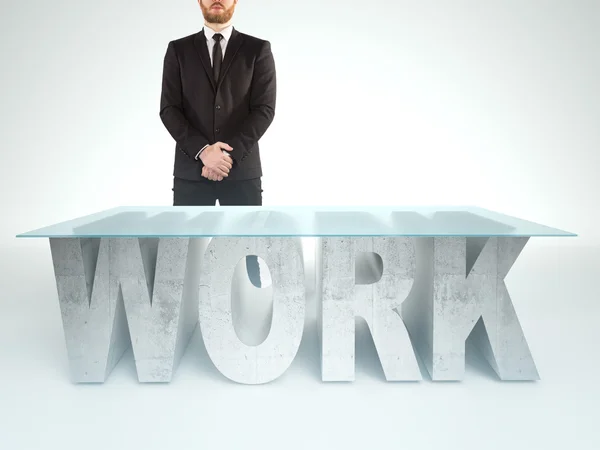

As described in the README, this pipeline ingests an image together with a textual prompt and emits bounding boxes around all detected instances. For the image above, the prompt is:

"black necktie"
[212,33,223,83]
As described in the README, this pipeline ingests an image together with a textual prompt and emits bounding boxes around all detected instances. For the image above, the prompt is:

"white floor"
[0,238,599,450]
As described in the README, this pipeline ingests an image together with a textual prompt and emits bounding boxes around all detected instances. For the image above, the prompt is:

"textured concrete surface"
[198,237,306,384]
[6,230,597,450]
[49,237,202,383]
[48,234,538,384]
[317,237,421,381]
[402,237,539,381]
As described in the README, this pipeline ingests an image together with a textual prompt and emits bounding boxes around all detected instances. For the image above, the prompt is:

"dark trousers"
[173,176,262,287]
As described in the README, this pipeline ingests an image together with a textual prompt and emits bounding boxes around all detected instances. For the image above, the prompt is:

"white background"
[0,1,599,449]
[1,0,598,245]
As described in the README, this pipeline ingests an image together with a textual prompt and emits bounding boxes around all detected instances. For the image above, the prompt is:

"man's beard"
[201,2,235,24]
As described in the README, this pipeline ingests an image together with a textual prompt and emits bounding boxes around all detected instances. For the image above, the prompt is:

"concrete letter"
[318,237,421,381]
[198,237,305,384]
[402,237,539,380]
[49,237,200,383]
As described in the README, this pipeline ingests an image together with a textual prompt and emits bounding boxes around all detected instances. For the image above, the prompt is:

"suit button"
[215,105,221,110]
[215,128,220,133]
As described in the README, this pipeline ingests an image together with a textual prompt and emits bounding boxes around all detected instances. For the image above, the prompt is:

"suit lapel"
[217,28,244,89]
[193,27,245,91]
[193,30,216,91]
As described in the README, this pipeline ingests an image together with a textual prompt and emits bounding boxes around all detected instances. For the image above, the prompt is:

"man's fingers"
[209,170,222,181]
[209,154,231,167]
[214,167,229,177]
[217,162,231,173]
[202,166,217,181]
[216,142,233,151]
[219,153,233,167]
[220,156,232,169]
[205,150,233,178]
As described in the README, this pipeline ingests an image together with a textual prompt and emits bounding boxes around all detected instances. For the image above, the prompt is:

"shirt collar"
[203,24,233,42]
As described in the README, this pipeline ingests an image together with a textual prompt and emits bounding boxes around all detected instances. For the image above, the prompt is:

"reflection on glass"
[72,212,148,235]
[181,211,225,234]
[233,211,299,235]
[16,206,576,238]
[314,212,391,235]
[389,211,516,235]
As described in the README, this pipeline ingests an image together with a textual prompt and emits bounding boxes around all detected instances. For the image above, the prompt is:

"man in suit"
[160,0,276,287]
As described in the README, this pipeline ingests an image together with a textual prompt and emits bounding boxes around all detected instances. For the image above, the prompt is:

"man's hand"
[199,142,233,177]
[201,166,224,181]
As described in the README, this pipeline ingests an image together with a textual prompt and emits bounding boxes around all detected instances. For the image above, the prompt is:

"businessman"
[160,0,276,287]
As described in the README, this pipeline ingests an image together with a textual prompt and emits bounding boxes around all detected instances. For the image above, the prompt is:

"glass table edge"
[16,233,578,238]
[14,205,578,238]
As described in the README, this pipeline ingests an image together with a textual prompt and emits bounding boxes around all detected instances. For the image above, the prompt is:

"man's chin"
[205,13,227,24]
[202,4,234,24]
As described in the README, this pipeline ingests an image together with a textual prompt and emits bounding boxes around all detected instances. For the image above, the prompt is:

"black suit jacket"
[159,28,276,181]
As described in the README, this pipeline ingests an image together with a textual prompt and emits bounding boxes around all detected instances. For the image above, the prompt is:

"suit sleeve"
[159,41,210,160]
[226,40,277,162]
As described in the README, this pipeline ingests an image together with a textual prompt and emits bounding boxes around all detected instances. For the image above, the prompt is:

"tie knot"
[213,33,223,42]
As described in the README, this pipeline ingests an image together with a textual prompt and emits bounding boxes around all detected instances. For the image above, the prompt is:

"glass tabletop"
[15,206,576,238]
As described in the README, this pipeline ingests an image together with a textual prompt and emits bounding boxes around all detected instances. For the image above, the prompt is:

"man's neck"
[205,21,232,32]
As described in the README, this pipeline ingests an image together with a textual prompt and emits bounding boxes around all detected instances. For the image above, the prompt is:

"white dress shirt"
[195,24,234,160]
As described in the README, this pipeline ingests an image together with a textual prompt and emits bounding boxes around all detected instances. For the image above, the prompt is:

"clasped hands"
[199,142,233,181]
